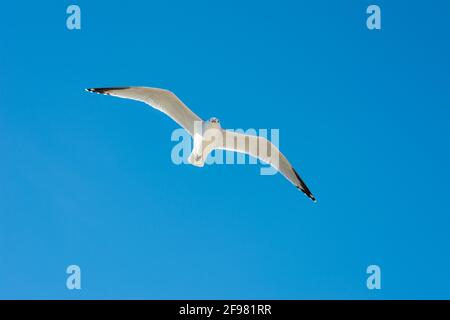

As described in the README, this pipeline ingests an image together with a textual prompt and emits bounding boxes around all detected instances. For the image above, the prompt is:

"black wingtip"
[292,168,316,203]
[86,88,108,95]
[85,87,130,95]
[296,186,316,203]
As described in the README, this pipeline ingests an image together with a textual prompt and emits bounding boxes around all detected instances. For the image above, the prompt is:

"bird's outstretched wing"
[86,87,203,136]
[216,130,316,202]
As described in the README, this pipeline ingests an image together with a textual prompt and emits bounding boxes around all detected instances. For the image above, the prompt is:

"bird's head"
[208,117,221,126]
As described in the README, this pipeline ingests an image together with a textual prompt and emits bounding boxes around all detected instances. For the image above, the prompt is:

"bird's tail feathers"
[188,152,205,167]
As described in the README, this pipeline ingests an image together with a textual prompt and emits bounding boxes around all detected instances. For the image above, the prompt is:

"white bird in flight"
[86,86,316,202]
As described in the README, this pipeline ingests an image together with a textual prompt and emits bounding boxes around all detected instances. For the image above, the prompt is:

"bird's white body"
[188,119,222,167]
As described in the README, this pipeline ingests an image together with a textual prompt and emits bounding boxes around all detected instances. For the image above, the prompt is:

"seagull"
[86,86,316,202]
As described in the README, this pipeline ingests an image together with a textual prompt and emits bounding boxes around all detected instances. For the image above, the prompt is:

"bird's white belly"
[188,128,222,167]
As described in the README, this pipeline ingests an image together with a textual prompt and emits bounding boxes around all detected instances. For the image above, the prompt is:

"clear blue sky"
[1,1,449,299]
